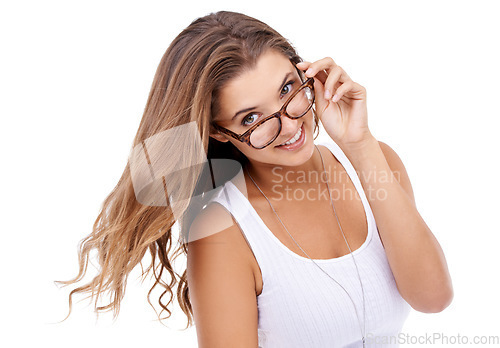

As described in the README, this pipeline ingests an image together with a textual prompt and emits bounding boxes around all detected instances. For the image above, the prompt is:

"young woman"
[57,10,453,347]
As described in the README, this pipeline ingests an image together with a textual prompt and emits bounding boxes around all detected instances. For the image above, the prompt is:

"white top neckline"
[224,142,375,264]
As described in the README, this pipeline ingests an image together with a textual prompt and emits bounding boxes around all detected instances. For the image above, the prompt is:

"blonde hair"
[55,10,320,329]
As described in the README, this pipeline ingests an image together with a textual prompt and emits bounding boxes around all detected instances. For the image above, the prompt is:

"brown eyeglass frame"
[211,75,315,149]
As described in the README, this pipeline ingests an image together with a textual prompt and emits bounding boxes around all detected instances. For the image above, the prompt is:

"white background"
[1,0,499,347]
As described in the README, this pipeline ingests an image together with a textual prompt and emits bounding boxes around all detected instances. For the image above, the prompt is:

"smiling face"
[210,49,316,170]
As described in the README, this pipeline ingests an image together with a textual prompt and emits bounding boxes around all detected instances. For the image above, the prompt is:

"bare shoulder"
[187,202,259,347]
[378,140,416,206]
[188,201,237,243]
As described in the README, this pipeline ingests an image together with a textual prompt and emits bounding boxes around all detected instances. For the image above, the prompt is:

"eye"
[280,80,295,97]
[241,112,262,126]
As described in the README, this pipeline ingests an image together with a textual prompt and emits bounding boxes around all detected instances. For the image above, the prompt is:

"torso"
[234,145,369,297]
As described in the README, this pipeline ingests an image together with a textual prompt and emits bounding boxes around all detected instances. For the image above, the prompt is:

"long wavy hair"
[55,10,320,329]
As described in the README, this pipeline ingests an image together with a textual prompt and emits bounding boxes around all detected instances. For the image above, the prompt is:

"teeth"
[279,126,302,146]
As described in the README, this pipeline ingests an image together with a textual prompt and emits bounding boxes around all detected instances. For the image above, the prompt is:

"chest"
[247,154,369,261]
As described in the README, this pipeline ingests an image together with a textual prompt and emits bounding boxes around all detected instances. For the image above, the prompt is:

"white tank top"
[206,138,411,347]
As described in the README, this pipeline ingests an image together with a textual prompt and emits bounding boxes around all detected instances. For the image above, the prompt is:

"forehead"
[217,50,296,121]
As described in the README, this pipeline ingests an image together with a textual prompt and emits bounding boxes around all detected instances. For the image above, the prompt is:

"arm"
[342,137,454,313]
[187,202,259,348]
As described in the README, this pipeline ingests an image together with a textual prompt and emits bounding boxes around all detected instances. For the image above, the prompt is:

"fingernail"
[324,90,331,99]
[332,94,339,102]
[305,68,313,76]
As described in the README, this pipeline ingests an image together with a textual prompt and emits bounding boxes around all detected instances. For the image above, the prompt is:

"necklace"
[244,144,366,347]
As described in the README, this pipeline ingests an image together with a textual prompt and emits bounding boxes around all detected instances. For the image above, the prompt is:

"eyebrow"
[231,71,295,121]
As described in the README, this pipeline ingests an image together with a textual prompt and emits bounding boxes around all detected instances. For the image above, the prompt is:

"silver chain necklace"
[244,144,366,347]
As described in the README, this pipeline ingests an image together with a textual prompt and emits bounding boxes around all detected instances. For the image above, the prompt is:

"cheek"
[304,110,315,129]
[227,138,246,152]
[227,138,258,158]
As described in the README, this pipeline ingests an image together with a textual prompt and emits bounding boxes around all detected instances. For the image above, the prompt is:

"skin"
[188,48,454,347]
[209,49,371,191]
[210,49,323,194]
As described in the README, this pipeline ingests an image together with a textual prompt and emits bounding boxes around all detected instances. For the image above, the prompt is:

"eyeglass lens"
[249,85,314,148]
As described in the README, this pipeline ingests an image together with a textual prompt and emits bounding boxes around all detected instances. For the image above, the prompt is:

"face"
[211,49,316,169]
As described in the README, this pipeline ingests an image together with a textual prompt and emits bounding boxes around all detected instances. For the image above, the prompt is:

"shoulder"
[187,201,256,293]
[377,140,417,207]
[187,202,259,346]
[188,201,234,242]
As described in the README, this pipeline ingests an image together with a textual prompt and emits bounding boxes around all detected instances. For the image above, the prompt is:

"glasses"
[211,76,315,149]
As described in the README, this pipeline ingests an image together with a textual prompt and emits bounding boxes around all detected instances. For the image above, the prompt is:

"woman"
[57,10,453,347]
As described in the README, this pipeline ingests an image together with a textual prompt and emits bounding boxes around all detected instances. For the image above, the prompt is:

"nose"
[279,113,300,137]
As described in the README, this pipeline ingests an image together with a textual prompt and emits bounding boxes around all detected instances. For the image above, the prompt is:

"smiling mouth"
[277,124,303,146]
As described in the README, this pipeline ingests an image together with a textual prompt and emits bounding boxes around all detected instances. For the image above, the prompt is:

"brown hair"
[55,10,320,329]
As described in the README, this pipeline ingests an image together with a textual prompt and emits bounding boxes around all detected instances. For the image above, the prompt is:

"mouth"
[275,123,305,150]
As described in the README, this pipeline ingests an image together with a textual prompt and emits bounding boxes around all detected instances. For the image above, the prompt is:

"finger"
[312,77,328,119]
[331,80,355,103]
[297,64,329,86]
[304,57,338,78]
[296,61,327,83]
[313,69,329,84]
[296,61,312,75]
[323,66,343,100]
[295,61,311,69]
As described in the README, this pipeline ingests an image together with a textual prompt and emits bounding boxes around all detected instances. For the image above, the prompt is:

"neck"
[244,145,325,195]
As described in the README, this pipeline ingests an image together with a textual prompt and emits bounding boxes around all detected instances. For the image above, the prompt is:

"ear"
[209,130,229,143]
